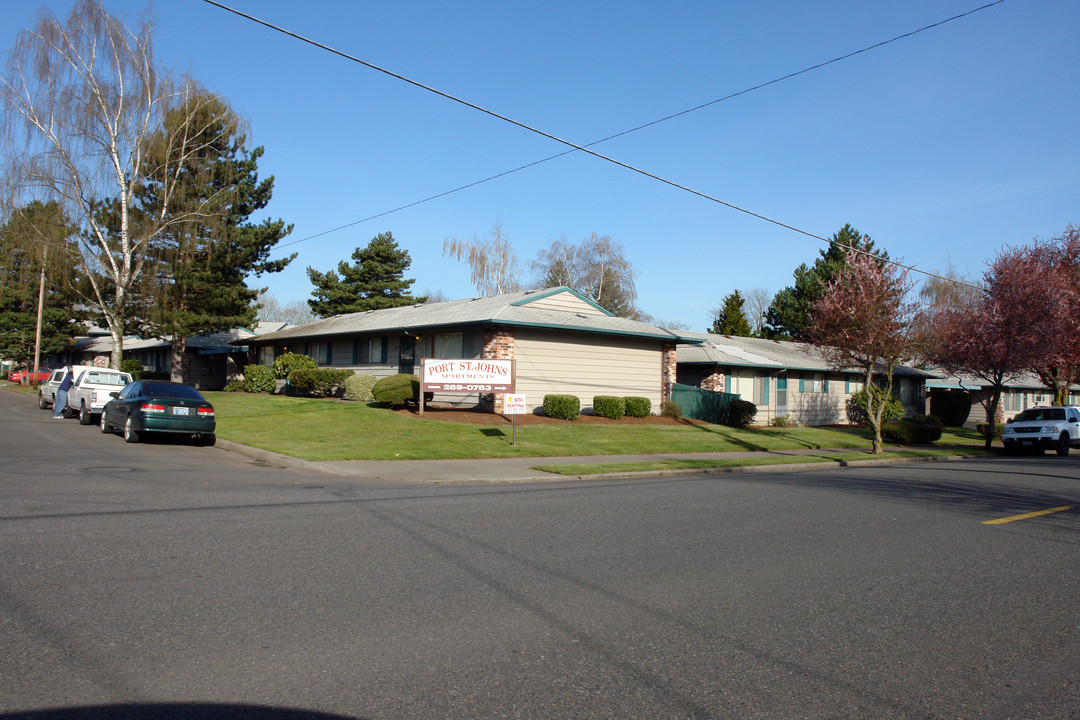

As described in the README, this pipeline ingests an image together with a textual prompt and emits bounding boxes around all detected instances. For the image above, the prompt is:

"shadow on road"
[1,704,365,720]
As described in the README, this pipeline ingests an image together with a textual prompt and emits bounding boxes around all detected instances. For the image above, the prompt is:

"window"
[725,371,733,394]
[433,332,464,359]
[823,375,830,394]
[353,337,387,364]
[755,375,770,406]
[776,377,787,410]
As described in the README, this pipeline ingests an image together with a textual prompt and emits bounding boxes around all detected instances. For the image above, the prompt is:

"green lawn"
[206,392,991,462]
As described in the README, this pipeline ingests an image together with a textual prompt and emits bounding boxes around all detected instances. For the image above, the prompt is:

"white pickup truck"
[66,368,133,424]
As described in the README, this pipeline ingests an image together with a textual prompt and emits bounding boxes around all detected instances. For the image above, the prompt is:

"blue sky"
[3,0,1078,330]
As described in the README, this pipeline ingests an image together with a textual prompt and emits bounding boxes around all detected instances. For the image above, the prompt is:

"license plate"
[173,406,189,416]
[1021,440,1031,445]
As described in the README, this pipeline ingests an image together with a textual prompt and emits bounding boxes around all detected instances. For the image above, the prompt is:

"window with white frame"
[433,332,464,359]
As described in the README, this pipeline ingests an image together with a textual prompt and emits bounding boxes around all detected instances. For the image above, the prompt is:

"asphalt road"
[2,388,1079,719]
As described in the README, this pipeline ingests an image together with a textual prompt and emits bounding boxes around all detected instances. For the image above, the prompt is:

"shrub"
[120,358,143,379]
[728,399,758,428]
[141,370,170,380]
[624,396,651,418]
[661,400,682,419]
[929,389,972,427]
[543,394,580,421]
[976,422,1003,440]
[883,414,944,445]
[593,395,625,420]
[272,352,318,379]
[240,364,275,393]
[372,373,420,407]
[223,381,245,392]
[771,414,792,427]
[289,368,354,397]
[846,386,904,426]
[344,373,378,402]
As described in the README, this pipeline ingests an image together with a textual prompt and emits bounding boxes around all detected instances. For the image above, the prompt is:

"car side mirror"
[109,391,119,398]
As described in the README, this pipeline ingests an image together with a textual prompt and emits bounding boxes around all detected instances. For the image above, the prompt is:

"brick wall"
[483,327,515,413]
[661,341,677,403]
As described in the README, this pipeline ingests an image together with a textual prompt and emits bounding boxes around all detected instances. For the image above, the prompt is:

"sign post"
[503,393,526,445]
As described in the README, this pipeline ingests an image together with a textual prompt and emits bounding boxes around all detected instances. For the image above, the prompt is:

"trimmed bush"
[661,400,682,419]
[543,394,580,421]
[288,368,354,397]
[729,399,758,428]
[771,414,792,427]
[372,373,420,407]
[883,414,943,445]
[976,422,1003,440]
[929,389,972,427]
[241,364,275,393]
[272,352,318,379]
[224,381,245,392]
[624,396,651,418]
[120,358,144,379]
[593,395,626,420]
[846,386,904,426]
[344,373,378,402]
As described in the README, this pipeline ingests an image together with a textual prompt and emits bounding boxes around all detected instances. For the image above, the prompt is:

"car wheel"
[123,416,141,444]
[61,404,75,419]
[1057,432,1070,457]
[79,402,92,425]
[38,393,47,409]
[99,411,111,434]
[196,433,216,447]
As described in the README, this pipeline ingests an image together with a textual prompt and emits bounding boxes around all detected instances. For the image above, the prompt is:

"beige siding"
[525,290,607,316]
[514,329,662,413]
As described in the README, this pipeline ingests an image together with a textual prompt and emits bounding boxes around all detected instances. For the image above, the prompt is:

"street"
[2,389,1078,719]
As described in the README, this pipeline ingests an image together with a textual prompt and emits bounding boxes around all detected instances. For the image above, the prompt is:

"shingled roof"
[249,287,701,344]
[678,332,937,378]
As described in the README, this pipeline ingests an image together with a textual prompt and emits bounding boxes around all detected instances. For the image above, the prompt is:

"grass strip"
[531,447,991,476]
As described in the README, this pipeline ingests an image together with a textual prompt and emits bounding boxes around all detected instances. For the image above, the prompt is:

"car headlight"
[1042,425,1059,433]
[1003,427,1015,435]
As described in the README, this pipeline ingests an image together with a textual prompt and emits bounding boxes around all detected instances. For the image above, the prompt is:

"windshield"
[1014,408,1065,422]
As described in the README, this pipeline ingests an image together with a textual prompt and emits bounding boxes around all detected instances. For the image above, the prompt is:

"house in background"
[676,332,936,426]
[925,370,1080,427]
[247,287,699,414]
[45,322,289,391]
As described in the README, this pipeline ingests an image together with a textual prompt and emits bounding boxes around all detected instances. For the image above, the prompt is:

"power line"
[203,0,999,291]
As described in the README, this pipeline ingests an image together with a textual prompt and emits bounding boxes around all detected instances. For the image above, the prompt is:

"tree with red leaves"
[924,244,1059,448]
[809,247,916,454]
[1028,225,1080,406]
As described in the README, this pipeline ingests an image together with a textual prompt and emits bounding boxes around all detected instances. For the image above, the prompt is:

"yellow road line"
[982,506,1074,525]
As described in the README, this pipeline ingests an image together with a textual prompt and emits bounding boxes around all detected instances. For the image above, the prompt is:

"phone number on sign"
[438,384,496,391]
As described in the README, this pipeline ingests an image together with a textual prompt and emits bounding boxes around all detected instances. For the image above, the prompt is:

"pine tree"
[133,93,295,380]
[307,232,421,317]
[763,224,886,340]
[711,290,753,336]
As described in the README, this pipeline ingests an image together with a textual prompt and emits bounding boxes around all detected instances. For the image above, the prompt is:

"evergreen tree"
[763,224,886,340]
[133,93,295,380]
[307,232,421,317]
[0,201,87,369]
[711,290,753,336]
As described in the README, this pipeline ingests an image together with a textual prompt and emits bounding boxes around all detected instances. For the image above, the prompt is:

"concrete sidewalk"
[216,440,976,484]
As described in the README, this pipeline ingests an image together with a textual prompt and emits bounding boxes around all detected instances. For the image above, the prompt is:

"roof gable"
[511,287,612,316]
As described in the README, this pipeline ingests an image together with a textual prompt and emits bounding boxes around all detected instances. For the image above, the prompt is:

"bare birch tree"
[443,222,522,296]
[1,0,234,368]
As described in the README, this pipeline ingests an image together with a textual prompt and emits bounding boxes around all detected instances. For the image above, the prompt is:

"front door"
[398,336,415,375]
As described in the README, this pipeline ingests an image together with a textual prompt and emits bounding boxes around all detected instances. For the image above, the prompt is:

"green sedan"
[100,380,216,446]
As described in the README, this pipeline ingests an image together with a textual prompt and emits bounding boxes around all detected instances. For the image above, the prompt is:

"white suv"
[1001,406,1080,456]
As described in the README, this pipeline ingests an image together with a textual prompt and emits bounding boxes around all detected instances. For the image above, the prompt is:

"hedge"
[344,373,378,402]
[728,399,758,428]
[288,368,354,397]
[593,395,626,420]
[543,394,580,421]
[372,373,420,407]
[272,352,318,379]
[624,396,651,418]
[240,364,275,393]
[661,400,682,419]
[929,389,972,427]
[882,414,944,445]
[846,386,904,425]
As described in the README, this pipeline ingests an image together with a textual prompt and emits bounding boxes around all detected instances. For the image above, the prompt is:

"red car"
[8,367,51,384]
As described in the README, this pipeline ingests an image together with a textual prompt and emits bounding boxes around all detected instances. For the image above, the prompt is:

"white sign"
[422,358,515,393]
[503,394,527,414]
